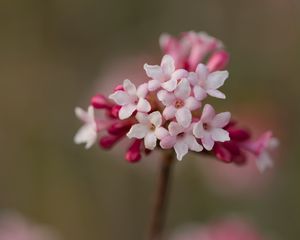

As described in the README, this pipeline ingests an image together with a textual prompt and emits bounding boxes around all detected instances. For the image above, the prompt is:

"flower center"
[203,123,210,130]
[149,124,156,131]
[175,99,184,109]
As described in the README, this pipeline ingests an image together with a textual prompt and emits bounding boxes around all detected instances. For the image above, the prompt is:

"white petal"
[135,112,149,124]
[201,133,215,151]
[163,105,177,120]
[123,79,137,96]
[127,123,148,139]
[144,132,157,150]
[155,127,169,140]
[109,91,130,105]
[174,78,191,100]
[201,104,215,122]
[160,135,176,149]
[195,63,208,81]
[75,107,88,122]
[206,70,228,89]
[174,141,189,160]
[168,121,184,136]
[148,79,161,91]
[188,72,199,86]
[149,111,162,127]
[185,96,201,111]
[193,86,207,101]
[211,128,230,142]
[161,78,177,92]
[175,107,192,128]
[193,121,205,138]
[136,98,151,112]
[119,104,136,119]
[172,69,188,80]
[74,125,97,149]
[185,135,203,152]
[211,112,231,128]
[207,89,226,99]
[157,90,175,106]
[144,64,164,80]
[256,152,273,173]
[161,55,175,75]
[137,83,148,98]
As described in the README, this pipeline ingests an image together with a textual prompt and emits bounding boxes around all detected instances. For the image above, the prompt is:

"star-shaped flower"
[160,121,203,160]
[109,79,151,119]
[144,55,188,92]
[158,78,200,128]
[193,104,231,150]
[188,63,228,100]
[127,111,168,150]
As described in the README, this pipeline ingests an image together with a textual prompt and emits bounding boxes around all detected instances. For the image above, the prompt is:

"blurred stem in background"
[148,150,175,240]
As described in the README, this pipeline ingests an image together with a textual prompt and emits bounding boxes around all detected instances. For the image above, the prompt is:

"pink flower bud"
[108,122,131,135]
[207,50,230,72]
[91,94,112,109]
[109,105,122,119]
[125,140,142,163]
[114,85,124,91]
[99,134,124,149]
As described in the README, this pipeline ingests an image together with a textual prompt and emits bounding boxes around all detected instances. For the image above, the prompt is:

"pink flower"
[160,121,203,160]
[109,79,151,119]
[127,111,168,150]
[193,104,231,150]
[158,78,200,128]
[188,64,228,100]
[144,55,188,92]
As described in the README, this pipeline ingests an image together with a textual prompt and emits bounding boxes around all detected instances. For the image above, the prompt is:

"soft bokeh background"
[0,0,299,239]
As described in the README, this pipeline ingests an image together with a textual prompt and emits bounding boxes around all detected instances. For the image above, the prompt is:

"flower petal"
[161,55,175,76]
[137,83,148,98]
[127,123,148,139]
[160,135,176,149]
[175,107,192,128]
[256,152,273,173]
[201,104,215,122]
[211,128,230,142]
[195,63,208,81]
[157,90,175,106]
[149,111,162,127]
[123,79,137,96]
[75,107,88,122]
[135,112,149,124]
[174,78,191,100]
[163,105,177,120]
[119,104,136,119]
[74,125,97,149]
[155,127,169,140]
[174,141,189,160]
[207,89,226,99]
[161,78,178,92]
[206,70,228,89]
[168,121,184,136]
[193,121,205,138]
[211,112,231,128]
[144,64,164,80]
[148,79,161,91]
[136,98,151,113]
[201,133,215,150]
[144,132,157,150]
[185,96,201,111]
[185,135,203,152]
[193,85,207,101]
[172,69,188,80]
[109,91,130,105]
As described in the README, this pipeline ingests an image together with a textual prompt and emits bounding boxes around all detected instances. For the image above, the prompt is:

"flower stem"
[148,150,174,240]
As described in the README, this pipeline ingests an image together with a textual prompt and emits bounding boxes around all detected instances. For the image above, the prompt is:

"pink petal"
[137,83,149,98]
[136,98,151,113]
[211,112,231,128]
[201,104,215,122]
[144,132,157,150]
[193,86,207,101]
[127,123,148,139]
[161,78,177,92]
[172,69,188,80]
[148,79,161,91]
[168,121,184,136]
[202,133,215,150]
[211,128,230,142]
[206,70,228,90]
[207,89,226,99]
[174,141,189,160]
[160,135,176,149]
[188,72,199,86]
[161,55,175,75]
[75,107,89,122]
[157,90,175,106]
[109,91,130,105]
[176,107,192,128]
[195,63,209,82]
[123,79,137,96]
[155,127,169,140]
[185,135,203,152]
[174,78,191,100]
[185,96,201,111]
[193,121,205,138]
[144,64,164,80]
[119,104,136,119]
[149,111,162,127]
[163,105,177,120]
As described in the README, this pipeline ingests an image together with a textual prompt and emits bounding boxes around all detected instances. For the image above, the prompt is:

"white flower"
[144,55,188,92]
[109,79,151,120]
[127,111,168,150]
[193,104,231,150]
[158,78,200,128]
[188,63,228,100]
[74,106,98,149]
[160,121,203,160]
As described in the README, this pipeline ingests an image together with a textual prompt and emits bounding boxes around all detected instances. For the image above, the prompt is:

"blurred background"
[0,0,299,239]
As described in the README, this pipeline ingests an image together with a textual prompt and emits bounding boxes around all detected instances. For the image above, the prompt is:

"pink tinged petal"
[202,133,215,151]
[136,98,151,112]
[123,79,137,96]
[144,64,164,80]
[172,69,188,79]
[159,33,171,50]
[168,121,184,136]
[148,79,161,91]
[163,105,177,120]
[74,125,97,149]
[137,83,148,98]
[119,104,136,119]
[157,90,175,106]
[155,127,169,140]
[206,70,229,90]
[161,55,175,75]
[160,135,176,149]
[174,141,189,160]
[211,112,231,128]
[176,107,192,128]
[193,86,207,101]
[75,107,88,122]
[195,63,209,81]
[207,89,226,99]
[174,78,191,100]
[185,96,201,111]
[207,50,230,72]
[149,111,162,127]
[144,132,157,150]
[109,91,130,105]
[256,152,273,173]
[135,112,149,124]
[188,72,199,86]
[193,122,205,138]
[127,124,148,139]
[211,128,230,142]
[185,135,203,152]
[201,104,215,122]
[161,78,177,92]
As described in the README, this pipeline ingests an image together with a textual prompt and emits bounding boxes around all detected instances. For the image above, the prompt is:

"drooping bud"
[99,134,124,149]
[125,140,142,163]
[108,121,131,135]
[91,94,113,109]
[207,50,230,72]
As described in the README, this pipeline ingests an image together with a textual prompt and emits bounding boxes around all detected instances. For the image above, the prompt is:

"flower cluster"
[74,31,278,172]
